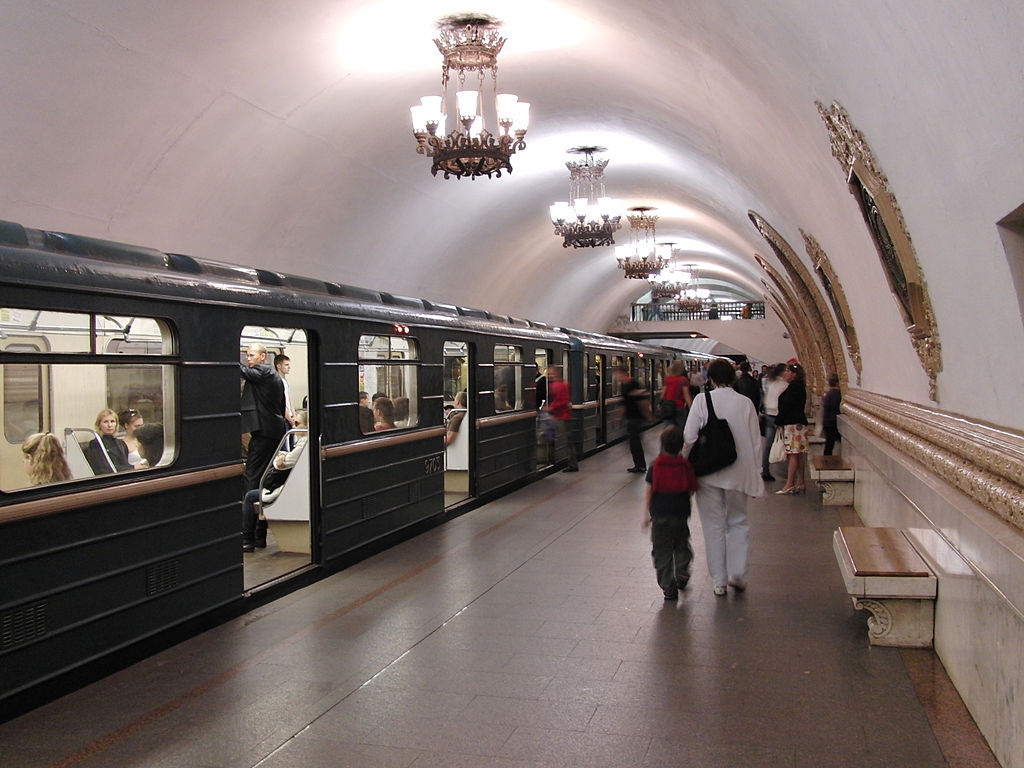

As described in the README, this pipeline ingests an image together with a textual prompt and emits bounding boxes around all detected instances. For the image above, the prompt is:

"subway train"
[0,219,709,717]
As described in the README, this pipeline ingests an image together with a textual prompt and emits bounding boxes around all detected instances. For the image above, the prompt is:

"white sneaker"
[713,585,727,596]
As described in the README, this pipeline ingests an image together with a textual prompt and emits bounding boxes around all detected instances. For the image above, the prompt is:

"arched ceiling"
[2,1,1023,426]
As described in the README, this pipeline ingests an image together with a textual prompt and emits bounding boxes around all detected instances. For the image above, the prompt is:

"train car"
[0,219,665,717]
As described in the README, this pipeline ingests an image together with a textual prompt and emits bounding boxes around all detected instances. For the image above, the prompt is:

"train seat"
[259,431,310,555]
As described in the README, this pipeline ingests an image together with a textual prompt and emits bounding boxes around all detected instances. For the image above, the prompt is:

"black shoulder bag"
[688,389,737,476]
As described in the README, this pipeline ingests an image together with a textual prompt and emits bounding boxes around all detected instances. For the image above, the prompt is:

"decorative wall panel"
[817,100,942,400]
[802,230,862,384]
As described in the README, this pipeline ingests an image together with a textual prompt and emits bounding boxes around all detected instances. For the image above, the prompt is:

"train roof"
[0,220,569,343]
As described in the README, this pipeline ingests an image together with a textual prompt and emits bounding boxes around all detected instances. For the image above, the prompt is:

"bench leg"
[819,480,854,505]
[852,597,934,648]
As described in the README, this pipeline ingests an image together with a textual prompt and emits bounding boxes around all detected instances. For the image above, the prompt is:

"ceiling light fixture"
[549,146,624,248]
[677,264,711,310]
[410,14,530,180]
[617,207,665,279]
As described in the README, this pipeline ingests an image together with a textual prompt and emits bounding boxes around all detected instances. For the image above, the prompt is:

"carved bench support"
[812,455,855,505]
[851,596,934,648]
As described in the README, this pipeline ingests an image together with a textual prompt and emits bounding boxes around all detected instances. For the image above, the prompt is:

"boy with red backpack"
[643,426,699,600]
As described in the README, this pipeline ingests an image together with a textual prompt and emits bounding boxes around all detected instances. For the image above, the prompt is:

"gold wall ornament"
[843,391,1024,531]
[816,100,942,400]
[762,286,813,368]
[750,212,848,393]
[802,229,863,384]
[758,269,823,395]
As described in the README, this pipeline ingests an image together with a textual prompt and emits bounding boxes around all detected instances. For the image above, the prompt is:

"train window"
[0,309,177,491]
[493,344,523,412]
[358,334,419,432]
[0,309,173,355]
[611,355,624,396]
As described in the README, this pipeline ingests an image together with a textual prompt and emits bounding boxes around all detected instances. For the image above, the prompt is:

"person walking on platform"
[683,360,764,595]
[644,426,699,600]
[615,366,650,473]
[545,366,578,472]
[240,343,287,492]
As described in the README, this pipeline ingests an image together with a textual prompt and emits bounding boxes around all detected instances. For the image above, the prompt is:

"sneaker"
[242,542,255,553]
[713,585,727,596]
[626,467,645,473]
[728,579,747,592]
[663,590,678,600]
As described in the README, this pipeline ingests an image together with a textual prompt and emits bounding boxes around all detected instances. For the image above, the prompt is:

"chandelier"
[549,146,624,248]
[677,264,711,310]
[648,251,690,298]
[410,15,530,180]
[617,207,666,279]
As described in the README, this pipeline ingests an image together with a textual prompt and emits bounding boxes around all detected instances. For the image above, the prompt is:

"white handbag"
[768,429,786,463]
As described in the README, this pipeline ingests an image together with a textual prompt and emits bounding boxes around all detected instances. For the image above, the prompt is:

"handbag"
[768,429,786,463]
[687,390,737,476]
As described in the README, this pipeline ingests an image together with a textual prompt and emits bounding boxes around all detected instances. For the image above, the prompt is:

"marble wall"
[842,415,1024,768]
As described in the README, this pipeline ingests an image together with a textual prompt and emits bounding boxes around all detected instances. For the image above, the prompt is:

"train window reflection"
[358,335,419,433]
[493,344,523,412]
[611,356,625,396]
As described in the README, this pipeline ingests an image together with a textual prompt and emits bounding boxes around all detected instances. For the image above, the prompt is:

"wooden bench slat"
[812,455,851,471]
[838,526,930,577]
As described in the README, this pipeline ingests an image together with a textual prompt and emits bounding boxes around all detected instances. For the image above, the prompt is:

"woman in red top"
[661,360,693,429]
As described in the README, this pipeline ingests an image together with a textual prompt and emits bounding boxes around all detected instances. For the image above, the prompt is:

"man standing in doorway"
[615,365,649,473]
[241,343,287,492]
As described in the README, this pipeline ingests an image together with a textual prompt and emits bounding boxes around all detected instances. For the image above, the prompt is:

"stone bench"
[810,454,855,505]
[832,526,936,647]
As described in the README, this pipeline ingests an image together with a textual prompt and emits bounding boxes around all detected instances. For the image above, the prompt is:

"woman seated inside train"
[119,408,145,468]
[22,432,72,486]
[373,397,396,431]
[445,391,467,446]
[85,408,133,474]
[241,409,308,552]
[134,423,165,467]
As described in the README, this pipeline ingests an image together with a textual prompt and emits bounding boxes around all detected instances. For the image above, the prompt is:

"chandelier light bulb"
[512,102,530,132]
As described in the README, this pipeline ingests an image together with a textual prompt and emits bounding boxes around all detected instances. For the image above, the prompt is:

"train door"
[443,340,472,506]
[594,354,606,446]
[535,348,553,467]
[240,326,315,592]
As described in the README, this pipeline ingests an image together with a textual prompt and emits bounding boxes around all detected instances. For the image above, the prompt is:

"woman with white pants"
[683,360,765,595]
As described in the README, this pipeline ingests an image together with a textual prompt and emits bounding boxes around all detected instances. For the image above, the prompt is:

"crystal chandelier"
[677,264,711,310]
[648,251,689,298]
[549,146,624,248]
[410,15,530,180]
[617,207,666,279]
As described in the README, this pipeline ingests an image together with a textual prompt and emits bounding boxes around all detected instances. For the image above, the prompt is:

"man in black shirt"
[733,361,761,414]
[240,343,287,492]
[615,366,649,473]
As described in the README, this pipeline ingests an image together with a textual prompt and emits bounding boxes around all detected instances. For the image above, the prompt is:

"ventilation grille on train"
[1,601,47,650]
[146,560,180,596]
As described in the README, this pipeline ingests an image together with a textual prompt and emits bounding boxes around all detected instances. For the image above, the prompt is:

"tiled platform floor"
[0,430,1001,767]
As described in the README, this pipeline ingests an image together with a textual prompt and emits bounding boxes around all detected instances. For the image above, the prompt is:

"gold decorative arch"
[816,100,941,400]
[761,282,815,370]
[755,256,827,395]
[750,212,848,394]
[801,230,862,384]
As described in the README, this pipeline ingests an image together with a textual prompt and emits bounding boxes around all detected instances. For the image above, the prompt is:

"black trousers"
[650,511,693,592]
[244,432,278,492]
[627,418,646,469]
[823,424,841,455]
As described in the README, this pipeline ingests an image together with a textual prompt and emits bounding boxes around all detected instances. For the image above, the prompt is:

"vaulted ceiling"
[2,1,1022,427]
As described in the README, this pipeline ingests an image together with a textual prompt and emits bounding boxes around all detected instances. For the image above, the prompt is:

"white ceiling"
[2,0,1023,426]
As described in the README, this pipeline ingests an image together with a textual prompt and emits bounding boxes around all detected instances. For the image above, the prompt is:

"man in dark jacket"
[241,343,287,492]
[733,361,762,414]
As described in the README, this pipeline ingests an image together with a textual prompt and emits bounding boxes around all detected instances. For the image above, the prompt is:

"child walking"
[644,426,699,600]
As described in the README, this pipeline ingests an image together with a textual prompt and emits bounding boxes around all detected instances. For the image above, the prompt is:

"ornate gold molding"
[750,212,848,394]
[844,390,1024,531]
[802,229,862,383]
[816,100,942,400]
[762,285,814,369]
